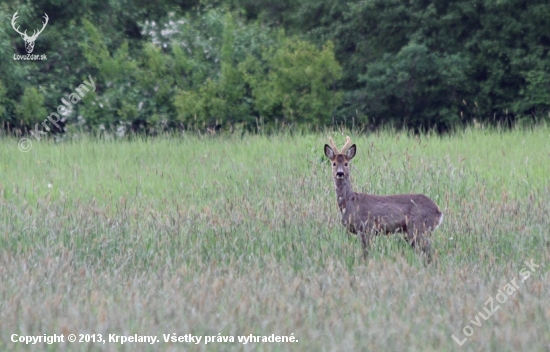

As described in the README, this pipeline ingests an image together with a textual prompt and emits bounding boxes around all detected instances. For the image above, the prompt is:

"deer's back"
[343,192,442,233]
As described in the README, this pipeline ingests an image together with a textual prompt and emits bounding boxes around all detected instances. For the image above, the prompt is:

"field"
[0,126,549,351]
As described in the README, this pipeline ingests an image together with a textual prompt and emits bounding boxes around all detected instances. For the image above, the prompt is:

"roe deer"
[324,136,443,261]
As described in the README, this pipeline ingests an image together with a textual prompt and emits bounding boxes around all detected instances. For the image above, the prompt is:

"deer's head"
[11,11,49,54]
[324,136,356,180]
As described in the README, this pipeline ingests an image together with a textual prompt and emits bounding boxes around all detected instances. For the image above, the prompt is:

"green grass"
[0,126,549,351]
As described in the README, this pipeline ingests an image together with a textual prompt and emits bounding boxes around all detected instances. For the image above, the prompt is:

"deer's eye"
[345,163,348,166]
[332,163,336,166]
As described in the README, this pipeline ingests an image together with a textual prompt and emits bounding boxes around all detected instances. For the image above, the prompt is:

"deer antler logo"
[11,11,49,54]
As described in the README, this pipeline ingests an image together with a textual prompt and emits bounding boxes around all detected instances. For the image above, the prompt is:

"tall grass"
[0,126,549,351]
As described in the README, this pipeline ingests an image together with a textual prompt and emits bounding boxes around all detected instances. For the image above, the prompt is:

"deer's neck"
[334,177,354,211]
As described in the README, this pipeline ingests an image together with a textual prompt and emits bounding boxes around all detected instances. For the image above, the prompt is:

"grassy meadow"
[0,126,549,351]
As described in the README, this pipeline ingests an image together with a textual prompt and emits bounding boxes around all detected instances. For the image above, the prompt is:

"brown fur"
[324,137,443,262]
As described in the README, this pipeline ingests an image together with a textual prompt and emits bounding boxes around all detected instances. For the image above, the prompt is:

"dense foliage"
[1,0,549,134]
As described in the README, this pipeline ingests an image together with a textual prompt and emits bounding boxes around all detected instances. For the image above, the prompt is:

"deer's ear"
[324,144,335,159]
[346,144,356,160]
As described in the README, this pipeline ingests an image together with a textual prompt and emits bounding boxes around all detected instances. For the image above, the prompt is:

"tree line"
[1,0,549,135]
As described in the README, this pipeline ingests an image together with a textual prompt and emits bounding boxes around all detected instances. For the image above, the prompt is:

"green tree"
[173,11,254,130]
[0,80,7,120]
[1,0,194,132]
[359,43,468,129]
[280,0,550,128]
[517,63,550,118]
[241,39,342,126]
[16,86,47,126]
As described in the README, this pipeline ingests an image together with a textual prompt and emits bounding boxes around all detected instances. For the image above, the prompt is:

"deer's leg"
[359,231,370,259]
[420,236,433,264]
[407,222,432,263]
[405,225,418,249]
[361,229,379,260]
